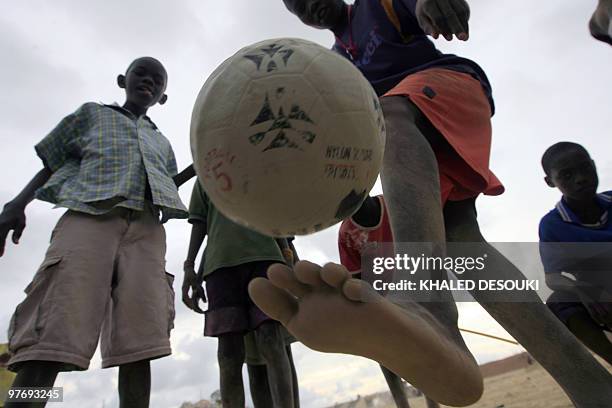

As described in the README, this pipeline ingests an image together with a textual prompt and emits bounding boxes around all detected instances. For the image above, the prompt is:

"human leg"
[378,94,482,401]
[246,363,273,408]
[424,396,441,408]
[566,312,612,365]
[249,261,483,406]
[285,345,300,408]
[4,361,61,408]
[118,360,150,408]
[218,333,246,408]
[379,365,411,408]
[255,321,294,408]
[5,211,127,408]
[7,211,120,371]
[444,198,612,407]
[244,332,273,408]
[100,208,174,369]
[249,91,482,406]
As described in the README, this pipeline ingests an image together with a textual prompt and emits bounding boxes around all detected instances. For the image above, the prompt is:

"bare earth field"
[330,353,612,408]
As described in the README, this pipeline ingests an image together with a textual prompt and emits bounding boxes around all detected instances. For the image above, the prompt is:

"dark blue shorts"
[204,261,278,337]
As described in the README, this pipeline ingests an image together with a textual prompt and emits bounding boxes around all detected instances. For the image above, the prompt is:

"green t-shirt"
[189,182,284,277]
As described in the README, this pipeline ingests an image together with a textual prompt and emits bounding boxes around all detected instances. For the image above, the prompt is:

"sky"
[1,1,611,407]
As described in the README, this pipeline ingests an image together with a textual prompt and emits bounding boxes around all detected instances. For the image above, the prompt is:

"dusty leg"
[250,95,483,406]
[255,322,294,408]
[286,345,300,408]
[249,261,483,406]
[566,313,612,365]
[380,365,411,408]
[380,96,482,401]
[4,361,61,408]
[217,334,246,408]
[118,360,150,408]
[247,364,273,408]
[425,396,441,408]
[444,198,612,407]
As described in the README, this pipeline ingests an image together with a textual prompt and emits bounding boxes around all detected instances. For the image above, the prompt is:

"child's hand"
[415,0,470,41]
[586,302,612,328]
[282,248,295,266]
[590,0,612,45]
[182,260,206,313]
[578,288,612,328]
[0,351,11,368]
[0,202,27,257]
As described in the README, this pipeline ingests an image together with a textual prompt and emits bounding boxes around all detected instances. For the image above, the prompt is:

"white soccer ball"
[190,38,385,237]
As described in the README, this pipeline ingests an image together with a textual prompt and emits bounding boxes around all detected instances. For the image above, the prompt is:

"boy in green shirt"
[184,181,295,408]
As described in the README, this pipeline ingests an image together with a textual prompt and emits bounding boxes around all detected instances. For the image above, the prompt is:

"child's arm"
[173,164,196,188]
[545,272,609,298]
[572,274,612,327]
[546,273,612,327]
[288,237,300,263]
[183,220,207,313]
[0,167,52,257]
[276,238,296,266]
[590,0,612,45]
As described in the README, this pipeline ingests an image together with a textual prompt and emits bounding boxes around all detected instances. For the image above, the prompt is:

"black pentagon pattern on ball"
[244,43,295,72]
[335,189,368,220]
[249,92,317,152]
[372,93,385,134]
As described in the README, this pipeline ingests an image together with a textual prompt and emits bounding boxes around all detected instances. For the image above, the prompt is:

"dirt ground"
[397,356,612,408]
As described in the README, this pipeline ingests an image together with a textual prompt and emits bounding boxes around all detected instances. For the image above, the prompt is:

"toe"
[342,279,382,303]
[248,278,298,325]
[320,262,350,289]
[294,261,326,288]
[267,263,311,298]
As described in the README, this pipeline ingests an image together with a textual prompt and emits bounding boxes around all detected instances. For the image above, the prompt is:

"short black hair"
[541,142,590,176]
[125,56,166,75]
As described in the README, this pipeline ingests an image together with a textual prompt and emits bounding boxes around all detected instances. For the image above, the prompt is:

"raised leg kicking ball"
[190,38,385,237]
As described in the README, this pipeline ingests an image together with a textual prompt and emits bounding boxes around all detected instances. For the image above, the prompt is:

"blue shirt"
[539,191,612,283]
[539,192,612,243]
[332,0,494,113]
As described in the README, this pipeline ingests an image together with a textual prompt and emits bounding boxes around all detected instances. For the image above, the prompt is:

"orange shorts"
[383,68,504,205]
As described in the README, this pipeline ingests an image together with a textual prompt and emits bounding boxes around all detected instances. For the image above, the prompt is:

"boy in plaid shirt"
[0,57,187,408]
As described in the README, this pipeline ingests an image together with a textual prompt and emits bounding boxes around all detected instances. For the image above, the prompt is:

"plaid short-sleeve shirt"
[35,102,188,220]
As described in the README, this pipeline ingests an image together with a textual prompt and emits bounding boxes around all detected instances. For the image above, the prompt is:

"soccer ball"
[190,38,385,237]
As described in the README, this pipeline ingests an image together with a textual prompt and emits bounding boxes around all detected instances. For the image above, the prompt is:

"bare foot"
[248,261,483,406]
[590,0,612,45]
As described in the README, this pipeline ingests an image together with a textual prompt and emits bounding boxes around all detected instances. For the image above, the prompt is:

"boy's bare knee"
[380,96,421,122]
[255,323,285,358]
[255,321,280,339]
[218,349,244,368]
[120,359,149,370]
[218,336,245,367]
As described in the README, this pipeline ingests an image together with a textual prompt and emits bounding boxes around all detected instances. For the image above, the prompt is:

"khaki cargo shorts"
[7,205,175,371]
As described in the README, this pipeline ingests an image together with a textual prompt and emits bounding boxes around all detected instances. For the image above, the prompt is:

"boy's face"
[284,0,346,30]
[546,149,599,201]
[122,57,168,109]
